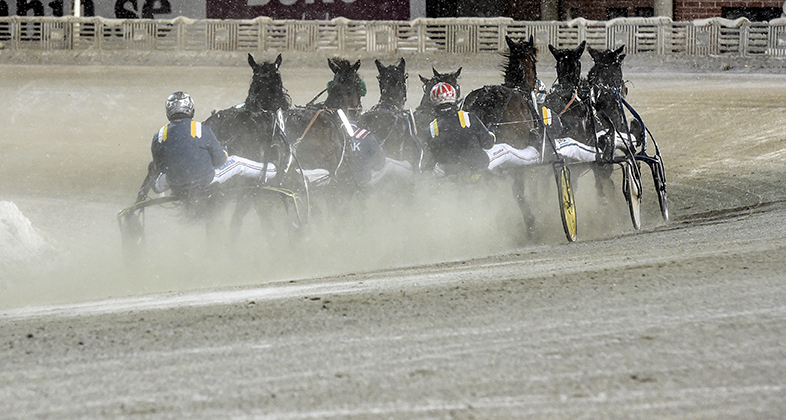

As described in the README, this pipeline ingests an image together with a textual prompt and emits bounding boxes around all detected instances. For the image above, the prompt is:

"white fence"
[2,15,786,56]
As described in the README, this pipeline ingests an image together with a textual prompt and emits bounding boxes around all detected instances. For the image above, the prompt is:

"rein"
[559,89,579,116]
[306,88,328,107]
[293,109,324,148]
[485,86,537,129]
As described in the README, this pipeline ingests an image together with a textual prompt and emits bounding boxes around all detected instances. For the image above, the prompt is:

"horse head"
[417,66,462,108]
[587,45,626,92]
[550,40,586,88]
[502,35,538,93]
[245,53,291,113]
[324,57,364,117]
[374,57,408,110]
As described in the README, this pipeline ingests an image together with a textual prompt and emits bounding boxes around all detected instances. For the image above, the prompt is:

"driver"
[426,82,540,176]
[136,91,276,202]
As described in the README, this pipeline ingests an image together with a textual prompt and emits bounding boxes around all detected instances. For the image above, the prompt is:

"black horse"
[586,45,642,152]
[543,41,594,146]
[203,53,304,235]
[205,53,291,173]
[285,57,367,193]
[357,58,422,171]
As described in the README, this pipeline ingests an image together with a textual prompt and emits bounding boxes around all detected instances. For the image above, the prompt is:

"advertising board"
[0,0,416,20]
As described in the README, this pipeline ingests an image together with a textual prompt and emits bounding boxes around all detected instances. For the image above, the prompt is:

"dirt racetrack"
[1,51,786,419]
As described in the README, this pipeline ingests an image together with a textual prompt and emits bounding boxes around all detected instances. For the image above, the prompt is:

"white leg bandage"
[212,155,277,185]
[486,143,540,171]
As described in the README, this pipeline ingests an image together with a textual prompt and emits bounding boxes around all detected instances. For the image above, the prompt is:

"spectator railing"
[1,15,785,56]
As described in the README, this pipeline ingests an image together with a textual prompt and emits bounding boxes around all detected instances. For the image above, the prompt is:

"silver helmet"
[165,91,195,121]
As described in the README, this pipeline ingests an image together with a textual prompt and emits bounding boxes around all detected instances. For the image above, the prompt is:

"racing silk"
[428,107,495,175]
[348,127,386,186]
[151,119,227,192]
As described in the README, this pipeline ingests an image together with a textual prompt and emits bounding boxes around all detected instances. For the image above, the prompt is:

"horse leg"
[511,175,537,238]
[229,198,252,239]
[592,163,615,201]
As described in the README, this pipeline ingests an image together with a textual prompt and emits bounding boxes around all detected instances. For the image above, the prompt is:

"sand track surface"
[1,57,785,419]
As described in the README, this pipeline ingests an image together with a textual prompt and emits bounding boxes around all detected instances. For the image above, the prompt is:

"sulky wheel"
[650,156,669,221]
[554,162,577,242]
[622,160,642,230]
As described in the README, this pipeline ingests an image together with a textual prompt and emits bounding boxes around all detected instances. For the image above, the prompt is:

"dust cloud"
[3,59,752,310]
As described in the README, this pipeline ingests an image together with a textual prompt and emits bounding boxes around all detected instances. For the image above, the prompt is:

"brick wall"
[559,0,655,20]
[557,0,785,21]
[674,0,784,20]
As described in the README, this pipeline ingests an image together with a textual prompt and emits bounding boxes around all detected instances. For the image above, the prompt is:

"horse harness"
[480,85,539,130]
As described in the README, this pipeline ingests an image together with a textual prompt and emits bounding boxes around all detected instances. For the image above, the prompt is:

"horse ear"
[455,67,462,78]
[328,58,339,74]
[352,60,361,72]
[505,35,514,49]
[419,74,429,84]
[614,45,626,55]
[576,40,586,55]
[548,44,557,56]
[274,53,282,69]
[375,59,385,73]
[528,35,534,45]
[398,57,406,71]
[618,53,627,63]
[432,67,440,77]
[247,53,257,69]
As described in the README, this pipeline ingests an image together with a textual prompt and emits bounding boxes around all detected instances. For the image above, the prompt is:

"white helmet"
[165,91,195,121]
[429,82,457,106]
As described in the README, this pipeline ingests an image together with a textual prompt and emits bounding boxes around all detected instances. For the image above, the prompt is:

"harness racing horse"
[285,58,368,195]
[413,66,462,171]
[460,35,544,233]
[203,53,307,236]
[357,58,422,172]
[205,53,291,174]
[461,35,540,150]
[543,41,619,200]
[587,45,642,154]
[586,45,646,228]
[543,41,594,147]
[122,54,295,250]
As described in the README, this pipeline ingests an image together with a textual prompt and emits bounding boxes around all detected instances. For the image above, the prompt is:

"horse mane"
[245,53,292,113]
[501,35,538,93]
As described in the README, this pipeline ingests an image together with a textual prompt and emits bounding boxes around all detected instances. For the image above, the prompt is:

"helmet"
[165,91,195,121]
[429,82,457,106]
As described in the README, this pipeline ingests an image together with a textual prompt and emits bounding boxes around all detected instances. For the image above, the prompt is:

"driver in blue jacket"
[136,92,275,202]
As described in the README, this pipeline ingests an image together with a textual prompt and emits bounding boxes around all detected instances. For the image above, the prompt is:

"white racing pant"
[554,129,640,163]
[369,158,414,186]
[553,137,598,163]
[153,155,276,193]
[211,155,276,185]
[485,143,540,171]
